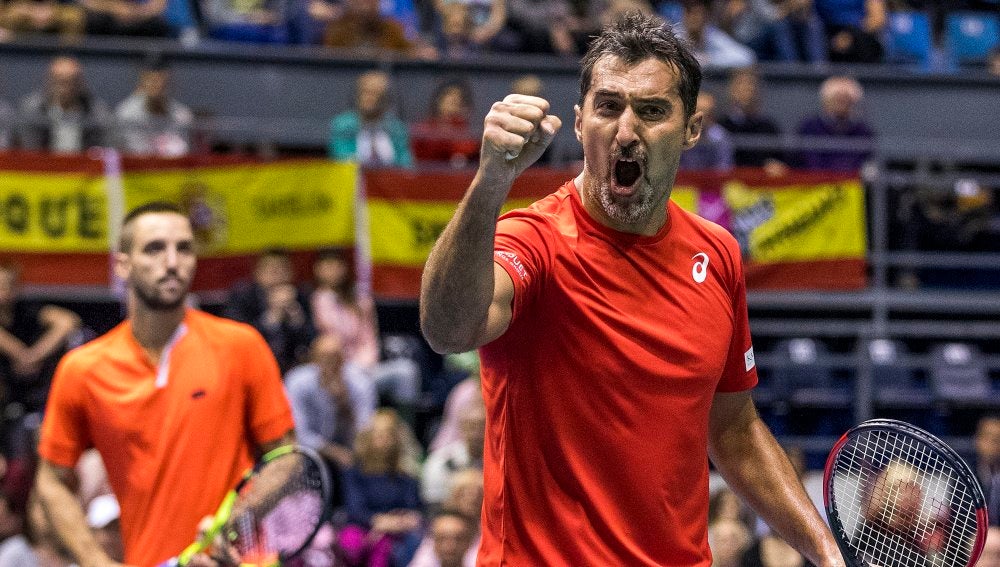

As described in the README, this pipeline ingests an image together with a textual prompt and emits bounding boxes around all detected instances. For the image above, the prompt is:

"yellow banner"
[123,161,357,254]
[368,197,535,266]
[0,171,108,252]
[724,179,867,262]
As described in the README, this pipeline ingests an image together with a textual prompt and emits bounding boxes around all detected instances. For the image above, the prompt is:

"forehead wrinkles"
[589,56,681,102]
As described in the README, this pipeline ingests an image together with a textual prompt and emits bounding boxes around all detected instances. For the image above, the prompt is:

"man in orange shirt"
[421,12,845,567]
[35,202,295,567]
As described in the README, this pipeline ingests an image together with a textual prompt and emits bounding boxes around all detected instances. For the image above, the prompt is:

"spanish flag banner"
[363,168,868,299]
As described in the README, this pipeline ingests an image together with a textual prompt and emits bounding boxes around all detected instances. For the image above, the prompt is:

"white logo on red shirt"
[745,347,756,372]
[495,251,527,282]
[691,253,709,284]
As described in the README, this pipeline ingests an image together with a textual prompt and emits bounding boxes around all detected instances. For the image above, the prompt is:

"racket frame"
[177,444,332,567]
[823,418,988,567]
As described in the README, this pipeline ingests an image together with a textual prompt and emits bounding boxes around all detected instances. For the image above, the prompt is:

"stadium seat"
[886,11,934,67]
[945,12,1000,65]
[658,1,683,25]
[768,338,852,435]
[928,342,993,405]
[868,339,933,409]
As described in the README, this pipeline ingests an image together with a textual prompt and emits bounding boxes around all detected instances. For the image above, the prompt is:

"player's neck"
[130,303,186,357]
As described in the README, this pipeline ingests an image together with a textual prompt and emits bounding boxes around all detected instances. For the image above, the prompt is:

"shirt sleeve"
[717,240,759,393]
[37,355,90,468]
[240,328,296,446]
[493,212,553,321]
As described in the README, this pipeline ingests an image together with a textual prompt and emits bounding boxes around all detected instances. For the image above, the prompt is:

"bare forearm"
[35,464,113,567]
[420,172,510,353]
[710,414,842,566]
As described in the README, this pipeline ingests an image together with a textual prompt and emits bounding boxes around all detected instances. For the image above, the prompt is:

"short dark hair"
[579,11,702,118]
[119,201,186,253]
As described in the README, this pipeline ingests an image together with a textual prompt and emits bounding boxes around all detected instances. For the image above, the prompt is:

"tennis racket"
[823,419,988,567]
[161,444,332,567]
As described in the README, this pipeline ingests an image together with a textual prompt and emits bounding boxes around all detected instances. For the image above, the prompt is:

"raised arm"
[707,391,845,567]
[35,458,127,567]
[419,94,561,354]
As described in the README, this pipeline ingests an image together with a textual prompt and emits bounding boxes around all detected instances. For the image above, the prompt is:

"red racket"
[824,419,988,567]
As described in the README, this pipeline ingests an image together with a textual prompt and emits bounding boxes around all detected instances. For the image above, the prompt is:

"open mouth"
[614,159,642,188]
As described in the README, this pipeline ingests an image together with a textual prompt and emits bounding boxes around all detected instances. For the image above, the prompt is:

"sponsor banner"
[123,159,357,255]
[0,169,108,253]
[365,168,868,298]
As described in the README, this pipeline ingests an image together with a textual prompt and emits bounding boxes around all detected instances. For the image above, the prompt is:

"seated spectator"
[410,78,479,167]
[81,0,171,36]
[814,0,885,63]
[795,75,874,172]
[200,0,289,42]
[990,46,1000,78]
[679,91,734,172]
[0,489,37,566]
[428,359,479,451]
[322,0,435,58]
[17,56,110,154]
[310,248,421,413]
[0,0,84,40]
[742,531,815,567]
[339,409,425,567]
[0,260,81,414]
[718,67,788,171]
[329,71,413,167]
[285,334,378,473]
[432,0,508,56]
[406,509,477,567]
[421,394,484,506]
[677,0,757,69]
[223,248,315,373]
[974,413,1000,526]
[707,517,753,567]
[500,0,577,55]
[114,60,193,158]
[983,525,1000,567]
[717,0,825,62]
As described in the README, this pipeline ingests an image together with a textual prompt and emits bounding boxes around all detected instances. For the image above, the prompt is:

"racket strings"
[227,454,327,561]
[832,429,978,567]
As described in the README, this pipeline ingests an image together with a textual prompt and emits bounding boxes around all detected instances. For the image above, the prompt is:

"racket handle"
[157,558,180,567]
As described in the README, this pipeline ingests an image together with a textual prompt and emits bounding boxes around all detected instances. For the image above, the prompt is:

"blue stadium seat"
[945,12,1000,65]
[658,1,683,25]
[769,338,852,435]
[928,342,993,405]
[886,11,934,67]
[868,339,932,410]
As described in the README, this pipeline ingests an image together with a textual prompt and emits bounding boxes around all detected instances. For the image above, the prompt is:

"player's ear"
[574,105,583,143]
[682,111,703,150]
[113,252,130,281]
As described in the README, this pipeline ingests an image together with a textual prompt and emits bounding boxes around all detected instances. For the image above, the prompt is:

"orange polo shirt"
[39,309,294,567]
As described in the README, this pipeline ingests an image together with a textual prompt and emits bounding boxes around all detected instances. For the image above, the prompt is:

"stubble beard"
[585,156,658,227]
[132,276,189,311]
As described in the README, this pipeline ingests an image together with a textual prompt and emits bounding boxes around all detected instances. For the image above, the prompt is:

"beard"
[132,274,189,311]
[584,145,659,227]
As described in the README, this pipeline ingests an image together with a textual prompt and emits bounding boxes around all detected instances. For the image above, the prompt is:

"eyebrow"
[592,88,672,106]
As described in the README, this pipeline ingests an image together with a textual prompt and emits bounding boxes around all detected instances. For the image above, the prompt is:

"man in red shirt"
[35,202,295,567]
[420,11,845,567]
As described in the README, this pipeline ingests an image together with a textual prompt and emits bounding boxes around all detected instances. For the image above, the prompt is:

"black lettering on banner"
[77,192,104,239]
[2,193,29,234]
[41,196,69,237]
[252,191,334,219]
[756,185,845,254]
